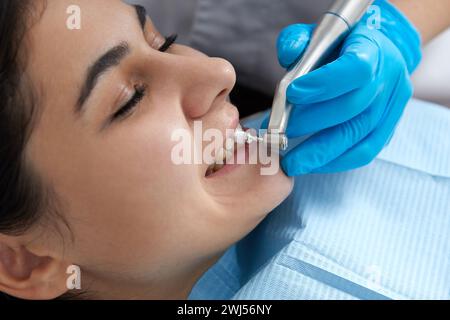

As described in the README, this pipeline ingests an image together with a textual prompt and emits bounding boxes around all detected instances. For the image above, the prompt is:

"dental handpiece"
[236,0,374,150]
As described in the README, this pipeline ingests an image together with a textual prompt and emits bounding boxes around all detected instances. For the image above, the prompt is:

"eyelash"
[159,34,178,52]
[112,34,178,122]
[112,84,147,121]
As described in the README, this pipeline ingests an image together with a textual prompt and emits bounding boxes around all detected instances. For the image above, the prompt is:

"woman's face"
[23,0,293,298]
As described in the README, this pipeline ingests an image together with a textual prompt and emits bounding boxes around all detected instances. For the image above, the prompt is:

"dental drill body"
[261,0,422,176]
[234,0,374,150]
[266,0,375,152]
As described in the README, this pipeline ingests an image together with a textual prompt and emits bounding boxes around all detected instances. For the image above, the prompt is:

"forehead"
[26,0,141,106]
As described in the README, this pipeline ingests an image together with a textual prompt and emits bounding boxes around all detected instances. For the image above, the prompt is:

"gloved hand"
[264,0,422,176]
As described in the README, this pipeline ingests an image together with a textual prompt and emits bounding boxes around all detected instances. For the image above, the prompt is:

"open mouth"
[205,143,236,177]
[204,125,253,178]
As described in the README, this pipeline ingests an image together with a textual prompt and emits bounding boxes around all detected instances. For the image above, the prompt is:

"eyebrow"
[75,5,147,114]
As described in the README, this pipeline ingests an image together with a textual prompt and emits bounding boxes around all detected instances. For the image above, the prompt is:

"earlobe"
[0,238,70,300]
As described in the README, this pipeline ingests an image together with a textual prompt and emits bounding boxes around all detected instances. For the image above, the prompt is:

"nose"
[162,52,237,119]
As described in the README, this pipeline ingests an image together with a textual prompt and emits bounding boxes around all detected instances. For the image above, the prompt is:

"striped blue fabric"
[189,99,450,300]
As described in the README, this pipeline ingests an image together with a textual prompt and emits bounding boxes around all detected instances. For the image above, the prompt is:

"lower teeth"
[206,145,235,176]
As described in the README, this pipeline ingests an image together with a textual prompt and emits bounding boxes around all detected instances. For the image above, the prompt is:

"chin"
[251,165,293,214]
[227,164,294,228]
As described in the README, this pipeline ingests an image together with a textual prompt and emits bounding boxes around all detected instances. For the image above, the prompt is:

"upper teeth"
[206,141,235,176]
[235,129,248,145]
[214,146,233,165]
[206,126,244,176]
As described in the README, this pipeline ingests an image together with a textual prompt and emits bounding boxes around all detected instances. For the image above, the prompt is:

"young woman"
[1,0,449,300]
[0,0,292,300]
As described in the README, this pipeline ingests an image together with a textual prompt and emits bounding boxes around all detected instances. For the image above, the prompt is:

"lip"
[227,104,241,137]
[204,142,249,179]
[201,103,241,177]
[204,124,262,179]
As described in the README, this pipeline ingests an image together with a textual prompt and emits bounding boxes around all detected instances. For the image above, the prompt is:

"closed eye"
[110,35,177,123]
[112,84,147,121]
[110,34,178,126]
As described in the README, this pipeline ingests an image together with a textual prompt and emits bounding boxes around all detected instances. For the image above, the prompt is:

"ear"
[0,235,71,300]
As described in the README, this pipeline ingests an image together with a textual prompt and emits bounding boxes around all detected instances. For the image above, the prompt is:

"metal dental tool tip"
[234,128,264,145]
[265,0,375,151]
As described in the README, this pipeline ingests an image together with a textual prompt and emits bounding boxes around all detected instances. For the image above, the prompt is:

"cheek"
[100,113,197,209]
[64,116,206,270]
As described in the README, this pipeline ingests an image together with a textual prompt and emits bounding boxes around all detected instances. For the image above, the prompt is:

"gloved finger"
[311,74,413,174]
[286,81,379,137]
[286,35,379,105]
[281,96,388,177]
[277,24,315,69]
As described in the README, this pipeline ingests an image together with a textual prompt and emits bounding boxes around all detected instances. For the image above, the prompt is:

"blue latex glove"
[264,0,422,176]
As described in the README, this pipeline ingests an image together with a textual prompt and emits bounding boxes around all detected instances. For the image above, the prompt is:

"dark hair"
[0,1,48,236]
[0,0,38,300]
[1,0,54,235]
[0,0,56,300]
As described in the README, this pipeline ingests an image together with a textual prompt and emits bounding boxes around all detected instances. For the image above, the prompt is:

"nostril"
[218,88,228,98]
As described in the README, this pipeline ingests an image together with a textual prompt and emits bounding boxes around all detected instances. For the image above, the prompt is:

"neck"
[84,253,223,300]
